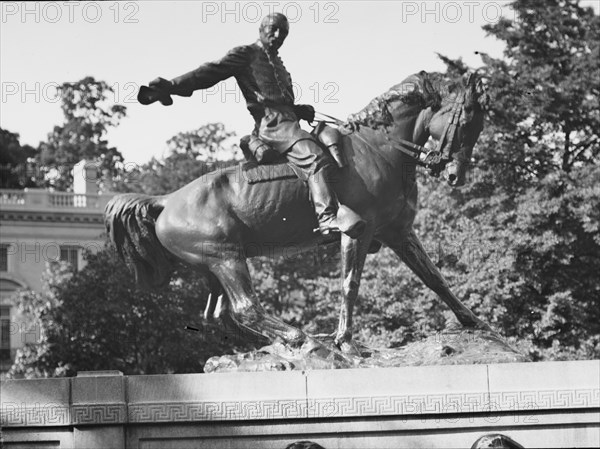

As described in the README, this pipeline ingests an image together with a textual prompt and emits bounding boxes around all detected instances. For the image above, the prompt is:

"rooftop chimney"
[72,160,99,195]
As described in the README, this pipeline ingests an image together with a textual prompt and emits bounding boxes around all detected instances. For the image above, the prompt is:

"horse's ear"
[474,76,490,110]
[462,71,476,88]
[461,71,489,110]
[478,91,490,110]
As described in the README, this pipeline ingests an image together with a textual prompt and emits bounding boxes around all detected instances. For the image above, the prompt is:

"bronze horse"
[106,71,489,353]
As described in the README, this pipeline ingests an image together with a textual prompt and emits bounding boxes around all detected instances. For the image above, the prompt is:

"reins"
[314,91,466,175]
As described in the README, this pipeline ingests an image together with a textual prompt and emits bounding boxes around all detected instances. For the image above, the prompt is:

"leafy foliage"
[479,0,599,179]
[37,77,127,191]
[1,78,127,191]
[0,128,38,189]
[8,248,236,377]
[117,123,240,194]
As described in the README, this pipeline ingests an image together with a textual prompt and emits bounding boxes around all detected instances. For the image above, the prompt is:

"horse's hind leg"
[382,228,490,330]
[209,258,306,346]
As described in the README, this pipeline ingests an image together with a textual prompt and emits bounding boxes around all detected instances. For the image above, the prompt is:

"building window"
[0,306,10,362]
[0,245,8,272]
[60,246,79,271]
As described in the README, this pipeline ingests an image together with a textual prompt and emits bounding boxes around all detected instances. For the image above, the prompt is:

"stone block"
[305,365,490,418]
[127,370,307,422]
[72,374,125,404]
[1,377,70,426]
[487,360,600,412]
[71,373,127,425]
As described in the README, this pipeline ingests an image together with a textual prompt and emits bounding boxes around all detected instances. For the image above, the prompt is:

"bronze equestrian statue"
[108,14,490,353]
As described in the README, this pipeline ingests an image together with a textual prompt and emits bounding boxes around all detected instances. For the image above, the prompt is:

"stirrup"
[313,221,341,237]
[312,222,366,239]
[313,212,366,239]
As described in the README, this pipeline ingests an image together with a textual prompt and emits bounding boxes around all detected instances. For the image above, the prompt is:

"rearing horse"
[106,71,489,353]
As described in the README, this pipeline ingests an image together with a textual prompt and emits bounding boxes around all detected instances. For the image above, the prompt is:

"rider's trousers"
[253,105,340,223]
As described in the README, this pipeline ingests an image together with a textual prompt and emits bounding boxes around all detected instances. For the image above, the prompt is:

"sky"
[1,1,597,165]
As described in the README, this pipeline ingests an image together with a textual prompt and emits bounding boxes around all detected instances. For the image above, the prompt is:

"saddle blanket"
[241,161,302,184]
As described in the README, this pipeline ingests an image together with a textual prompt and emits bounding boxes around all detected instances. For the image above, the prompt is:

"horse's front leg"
[381,228,491,330]
[335,228,374,353]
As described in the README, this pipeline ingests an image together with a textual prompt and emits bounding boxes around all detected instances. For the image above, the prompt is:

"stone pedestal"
[2,361,599,448]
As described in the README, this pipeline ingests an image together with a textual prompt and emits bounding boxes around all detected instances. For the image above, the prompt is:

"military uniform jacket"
[172,41,296,124]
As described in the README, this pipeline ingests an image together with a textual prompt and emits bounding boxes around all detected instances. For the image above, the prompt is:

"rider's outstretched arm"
[170,45,251,96]
[139,45,251,106]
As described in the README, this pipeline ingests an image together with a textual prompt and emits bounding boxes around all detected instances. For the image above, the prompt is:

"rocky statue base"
[205,324,529,373]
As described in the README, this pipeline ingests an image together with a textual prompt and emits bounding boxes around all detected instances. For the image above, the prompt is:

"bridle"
[315,90,467,176]
[382,91,466,176]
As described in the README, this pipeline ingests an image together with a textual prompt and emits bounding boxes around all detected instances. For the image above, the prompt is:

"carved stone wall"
[2,361,599,448]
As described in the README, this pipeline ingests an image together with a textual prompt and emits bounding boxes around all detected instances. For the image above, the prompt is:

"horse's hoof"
[284,329,307,348]
[464,320,496,335]
[336,340,361,356]
[474,320,495,333]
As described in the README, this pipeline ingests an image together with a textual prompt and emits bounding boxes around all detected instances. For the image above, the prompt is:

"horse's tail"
[104,193,174,290]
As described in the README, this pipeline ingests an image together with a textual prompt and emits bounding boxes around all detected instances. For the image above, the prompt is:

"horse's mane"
[345,71,475,131]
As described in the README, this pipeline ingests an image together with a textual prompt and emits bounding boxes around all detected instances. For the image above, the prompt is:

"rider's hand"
[294,104,315,123]
[345,113,360,132]
[255,146,280,163]
[149,77,174,93]
[141,77,174,106]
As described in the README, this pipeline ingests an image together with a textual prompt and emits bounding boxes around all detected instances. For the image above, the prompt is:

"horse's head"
[427,72,488,187]
[345,71,488,186]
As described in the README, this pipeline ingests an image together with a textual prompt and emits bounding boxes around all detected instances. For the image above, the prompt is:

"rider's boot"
[316,124,347,168]
[308,166,366,239]
[326,143,347,168]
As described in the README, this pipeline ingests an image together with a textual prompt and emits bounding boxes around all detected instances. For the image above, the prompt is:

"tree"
[117,122,240,195]
[8,246,242,377]
[478,0,599,182]
[0,128,39,189]
[416,0,600,359]
[37,77,127,191]
[166,122,240,162]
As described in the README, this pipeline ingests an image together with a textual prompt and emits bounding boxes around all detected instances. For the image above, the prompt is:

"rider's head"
[259,13,289,51]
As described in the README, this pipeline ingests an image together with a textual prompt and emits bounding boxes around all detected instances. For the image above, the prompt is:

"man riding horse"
[138,13,366,239]
[120,16,490,352]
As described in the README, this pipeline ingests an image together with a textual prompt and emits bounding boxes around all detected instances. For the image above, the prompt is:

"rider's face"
[259,20,288,51]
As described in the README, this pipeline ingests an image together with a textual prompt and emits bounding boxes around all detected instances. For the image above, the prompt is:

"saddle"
[239,121,346,185]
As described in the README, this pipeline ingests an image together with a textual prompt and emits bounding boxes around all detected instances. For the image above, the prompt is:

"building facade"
[0,161,114,372]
